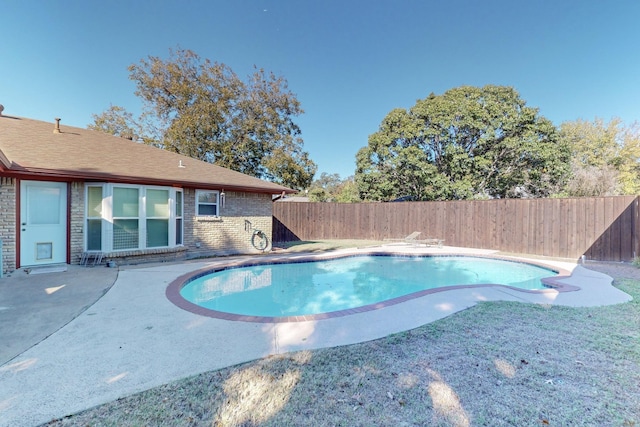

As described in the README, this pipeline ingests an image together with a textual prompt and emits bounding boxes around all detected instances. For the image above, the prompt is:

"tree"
[305,173,362,202]
[90,48,316,190]
[558,118,640,196]
[334,176,361,203]
[356,85,570,201]
[88,105,141,141]
[307,172,342,201]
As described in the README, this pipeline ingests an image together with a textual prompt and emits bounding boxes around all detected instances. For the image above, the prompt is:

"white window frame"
[144,187,171,248]
[84,184,184,252]
[85,185,105,251]
[174,189,183,245]
[112,185,141,250]
[195,190,220,217]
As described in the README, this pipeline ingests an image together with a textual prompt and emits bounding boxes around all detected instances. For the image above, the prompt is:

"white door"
[20,181,67,266]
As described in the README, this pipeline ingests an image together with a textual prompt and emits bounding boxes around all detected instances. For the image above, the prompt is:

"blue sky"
[2,0,639,180]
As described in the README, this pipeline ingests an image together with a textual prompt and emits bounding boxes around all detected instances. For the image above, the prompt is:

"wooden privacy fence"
[273,196,640,262]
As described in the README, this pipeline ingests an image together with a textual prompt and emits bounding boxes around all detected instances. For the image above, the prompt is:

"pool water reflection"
[178,255,557,318]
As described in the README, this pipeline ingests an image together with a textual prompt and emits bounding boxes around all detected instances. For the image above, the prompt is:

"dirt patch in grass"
[47,256,640,427]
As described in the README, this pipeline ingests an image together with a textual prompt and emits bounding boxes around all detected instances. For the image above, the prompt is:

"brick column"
[0,178,17,273]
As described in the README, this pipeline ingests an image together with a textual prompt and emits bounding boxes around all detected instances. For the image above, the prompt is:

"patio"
[0,245,632,427]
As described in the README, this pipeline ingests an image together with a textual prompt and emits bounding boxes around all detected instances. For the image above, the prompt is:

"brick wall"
[0,178,16,273]
[184,189,274,258]
[0,181,275,270]
[102,246,188,266]
[69,182,85,265]
[100,189,274,266]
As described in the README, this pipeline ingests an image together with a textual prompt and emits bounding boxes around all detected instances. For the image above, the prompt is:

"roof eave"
[0,150,11,170]
[0,167,296,195]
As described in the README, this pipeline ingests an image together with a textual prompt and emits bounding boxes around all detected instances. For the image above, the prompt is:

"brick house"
[0,114,295,273]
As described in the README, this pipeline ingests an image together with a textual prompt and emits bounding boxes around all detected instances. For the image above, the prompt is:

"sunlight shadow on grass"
[213,356,308,426]
[426,368,470,427]
[396,372,419,389]
[494,358,516,378]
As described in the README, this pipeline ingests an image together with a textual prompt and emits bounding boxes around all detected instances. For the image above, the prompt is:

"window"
[113,187,139,250]
[146,189,169,247]
[196,190,219,216]
[30,187,61,224]
[85,184,183,252]
[175,190,183,245]
[86,186,103,251]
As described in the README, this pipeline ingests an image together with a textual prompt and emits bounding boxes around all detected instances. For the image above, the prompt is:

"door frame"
[16,179,71,268]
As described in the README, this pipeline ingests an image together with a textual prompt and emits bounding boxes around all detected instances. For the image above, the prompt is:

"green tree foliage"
[88,105,141,141]
[90,48,316,190]
[306,173,361,202]
[308,172,342,201]
[356,85,570,201]
[559,118,640,196]
[334,176,361,203]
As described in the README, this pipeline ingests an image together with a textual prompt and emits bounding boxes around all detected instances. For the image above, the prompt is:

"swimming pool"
[167,254,564,322]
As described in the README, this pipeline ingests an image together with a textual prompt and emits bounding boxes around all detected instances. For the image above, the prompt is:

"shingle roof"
[0,115,294,194]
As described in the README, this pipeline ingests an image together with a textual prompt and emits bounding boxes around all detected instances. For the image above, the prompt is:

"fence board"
[591,198,601,258]
[558,199,568,258]
[573,199,584,260]
[614,197,630,261]
[603,199,614,261]
[541,199,552,257]
[273,196,640,261]
[535,199,545,256]
[619,198,633,260]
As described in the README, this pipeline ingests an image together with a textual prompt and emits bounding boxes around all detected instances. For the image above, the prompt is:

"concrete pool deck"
[0,246,633,427]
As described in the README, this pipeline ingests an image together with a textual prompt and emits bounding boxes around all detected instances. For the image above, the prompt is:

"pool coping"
[165,251,576,323]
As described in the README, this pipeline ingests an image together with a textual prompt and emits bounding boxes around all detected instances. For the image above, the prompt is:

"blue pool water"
[179,255,557,318]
